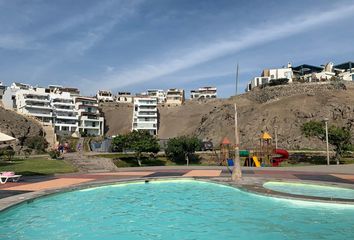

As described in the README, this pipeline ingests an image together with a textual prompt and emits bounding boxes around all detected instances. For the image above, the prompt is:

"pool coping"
[1,176,354,213]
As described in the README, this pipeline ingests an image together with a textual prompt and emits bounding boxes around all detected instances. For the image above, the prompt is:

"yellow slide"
[252,156,261,167]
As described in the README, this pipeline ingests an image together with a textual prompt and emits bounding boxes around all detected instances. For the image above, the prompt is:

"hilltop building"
[96,90,114,102]
[132,96,158,135]
[190,87,217,100]
[116,92,133,103]
[246,64,293,91]
[147,89,166,104]
[75,96,104,136]
[46,85,80,97]
[246,61,354,92]
[165,88,185,106]
[335,61,354,81]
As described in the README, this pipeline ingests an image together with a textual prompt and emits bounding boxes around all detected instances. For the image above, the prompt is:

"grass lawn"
[0,157,77,176]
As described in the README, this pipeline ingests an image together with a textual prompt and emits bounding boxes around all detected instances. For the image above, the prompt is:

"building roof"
[221,137,231,145]
[261,132,272,140]
[292,64,323,73]
[334,61,354,70]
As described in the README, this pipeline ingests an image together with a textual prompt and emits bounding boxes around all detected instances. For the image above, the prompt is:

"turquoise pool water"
[0,180,354,240]
[263,181,354,200]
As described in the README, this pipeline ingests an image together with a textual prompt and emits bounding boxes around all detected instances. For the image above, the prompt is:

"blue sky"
[1,0,354,98]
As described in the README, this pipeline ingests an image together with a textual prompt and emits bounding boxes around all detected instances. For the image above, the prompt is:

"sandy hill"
[0,107,44,151]
[102,81,354,150]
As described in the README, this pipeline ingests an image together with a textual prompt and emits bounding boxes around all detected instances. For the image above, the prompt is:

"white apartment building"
[165,88,185,106]
[116,92,133,103]
[15,87,53,125]
[75,96,104,136]
[190,87,217,100]
[96,90,114,102]
[147,89,166,103]
[132,96,158,135]
[51,92,79,136]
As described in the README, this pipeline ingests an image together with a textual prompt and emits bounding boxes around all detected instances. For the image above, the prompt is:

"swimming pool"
[263,181,354,200]
[0,179,353,239]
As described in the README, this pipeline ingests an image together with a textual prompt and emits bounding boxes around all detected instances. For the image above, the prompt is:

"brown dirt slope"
[0,107,44,151]
[101,102,133,136]
[102,82,354,150]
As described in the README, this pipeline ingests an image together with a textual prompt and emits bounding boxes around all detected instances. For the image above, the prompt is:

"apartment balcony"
[54,122,78,127]
[136,101,157,106]
[132,122,157,129]
[53,102,75,107]
[25,104,52,110]
[81,125,101,129]
[24,97,50,103]
[134,118,158,123]
[81,111,100,117]
[55,115,79,120]
[136,112,157,117]
[30,112,53,118]
[54,108,76,113]
[78,103,98,108]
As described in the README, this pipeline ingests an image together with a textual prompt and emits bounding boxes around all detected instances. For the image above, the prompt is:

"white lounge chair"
[0,172,22,184]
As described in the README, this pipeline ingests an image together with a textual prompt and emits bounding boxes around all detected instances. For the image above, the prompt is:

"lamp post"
[274,126,278,149]
[324,118,330,165]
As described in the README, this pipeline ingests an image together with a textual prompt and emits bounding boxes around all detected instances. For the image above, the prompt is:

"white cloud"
[95,3,354,91]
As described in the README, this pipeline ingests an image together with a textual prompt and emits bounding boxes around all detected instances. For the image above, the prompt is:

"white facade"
[2,82,32,109]
[15,88,53,124]
[116,92,134,103]
[96,90,114,102]
[165,88,185,106]
[190,87,217,100]
[132,97,158,135]
[75,96,104,136]
[338,71,354,81]
[147,89,166,103]
[262,68,293,83]
[246,65,294,92]
[50,92,79,136]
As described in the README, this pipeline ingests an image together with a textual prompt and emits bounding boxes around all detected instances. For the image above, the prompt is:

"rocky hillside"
[102,81,354,150]
[0,107,45,152]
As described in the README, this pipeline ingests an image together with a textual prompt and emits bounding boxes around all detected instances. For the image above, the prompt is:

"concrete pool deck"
[1,165,354,211]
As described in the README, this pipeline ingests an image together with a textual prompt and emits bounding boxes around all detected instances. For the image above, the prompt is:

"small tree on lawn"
[165,136,202,165]
[301,120,352,164]
[112,130,160,166]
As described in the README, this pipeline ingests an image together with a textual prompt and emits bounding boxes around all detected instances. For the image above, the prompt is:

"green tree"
[111,134,128,152]
[165,136,202,165]
[301,120,352,163]
[111,130,160,166]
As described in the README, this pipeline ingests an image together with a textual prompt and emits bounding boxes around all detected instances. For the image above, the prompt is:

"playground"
[218,132,289,168]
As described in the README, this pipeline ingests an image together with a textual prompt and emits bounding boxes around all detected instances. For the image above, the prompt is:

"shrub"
[0,147,15,161]
[24,136,48,152]
[49,150,61,159]
[165,136,202,165]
